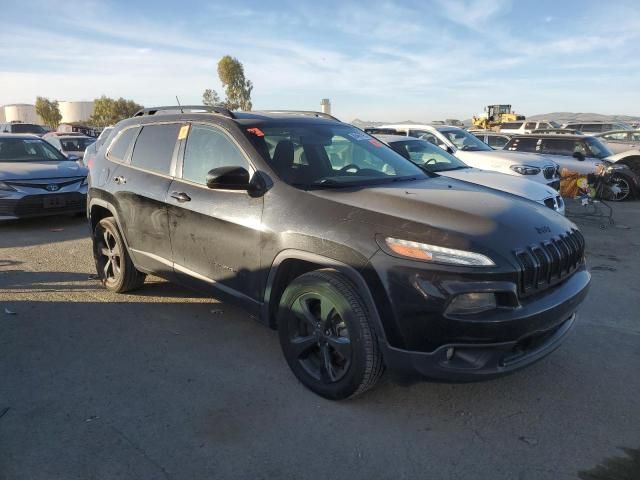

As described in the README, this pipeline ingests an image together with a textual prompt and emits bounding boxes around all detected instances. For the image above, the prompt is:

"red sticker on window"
[369,139,383,147]
[247,127,265,137]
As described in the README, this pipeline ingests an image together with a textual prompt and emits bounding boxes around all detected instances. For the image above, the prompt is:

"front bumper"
[0,192,86,220]
[367,251,590,381]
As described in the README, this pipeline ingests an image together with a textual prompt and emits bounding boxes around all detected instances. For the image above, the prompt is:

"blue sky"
[1,0,639,121]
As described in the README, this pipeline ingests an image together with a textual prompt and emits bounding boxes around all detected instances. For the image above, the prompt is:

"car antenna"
[175,96,184,114]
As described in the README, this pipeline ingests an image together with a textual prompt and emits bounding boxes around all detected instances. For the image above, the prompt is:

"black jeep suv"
[87,106,590,399]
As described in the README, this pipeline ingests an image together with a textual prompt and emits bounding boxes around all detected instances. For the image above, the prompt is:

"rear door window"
[107,127,139,163]
[505,137,539,152]
[130,123,181,175]
[525,122,536,130]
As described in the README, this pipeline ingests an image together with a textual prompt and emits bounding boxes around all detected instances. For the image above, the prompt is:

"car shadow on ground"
[0,215,90,248]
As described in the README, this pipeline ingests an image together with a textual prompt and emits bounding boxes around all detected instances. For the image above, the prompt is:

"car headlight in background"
[0,181,16,192]
[510,165,541,175]
[384,237,495,266]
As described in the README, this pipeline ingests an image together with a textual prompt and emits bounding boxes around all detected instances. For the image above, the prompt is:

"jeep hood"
[308,177,575,261]
[0,161,88,180]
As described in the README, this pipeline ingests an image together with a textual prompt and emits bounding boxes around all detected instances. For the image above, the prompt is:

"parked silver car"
[0,134,88,220]
[594,130,640,154]
[43,132,95,160]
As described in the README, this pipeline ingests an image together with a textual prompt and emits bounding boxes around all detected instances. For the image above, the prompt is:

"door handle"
[113,175,126,184]
[170,191,191,203]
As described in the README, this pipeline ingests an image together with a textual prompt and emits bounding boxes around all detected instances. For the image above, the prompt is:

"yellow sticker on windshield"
[178,124,190,140]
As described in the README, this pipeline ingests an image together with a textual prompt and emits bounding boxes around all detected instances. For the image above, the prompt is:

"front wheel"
[606,174,634,201]
[277,269,384,400]
[92,217,146,292]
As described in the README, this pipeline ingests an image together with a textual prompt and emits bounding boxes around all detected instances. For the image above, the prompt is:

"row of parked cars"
[0,107,593,399]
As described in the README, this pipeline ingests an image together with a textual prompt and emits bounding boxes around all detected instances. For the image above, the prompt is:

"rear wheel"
[93,217,146,292]
[277,269,384,400]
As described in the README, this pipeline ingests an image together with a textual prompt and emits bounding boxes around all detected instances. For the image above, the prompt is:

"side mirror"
[206,166,250,190]
[446,146,456,155]
[572,151,585,161]
[67,154,80,161]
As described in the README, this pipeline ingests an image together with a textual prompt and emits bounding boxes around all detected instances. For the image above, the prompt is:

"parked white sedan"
[376,135,565,215]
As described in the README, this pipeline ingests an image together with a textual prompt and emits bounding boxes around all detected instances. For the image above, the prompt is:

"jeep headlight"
[510,165,541,175]
[384,237,495,266]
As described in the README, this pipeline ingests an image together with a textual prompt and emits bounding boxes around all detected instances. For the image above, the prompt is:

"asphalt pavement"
[1,204,639,480]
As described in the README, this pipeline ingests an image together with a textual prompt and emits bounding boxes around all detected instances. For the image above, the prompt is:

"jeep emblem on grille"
[535,226,551,234]
[46,184,60,192]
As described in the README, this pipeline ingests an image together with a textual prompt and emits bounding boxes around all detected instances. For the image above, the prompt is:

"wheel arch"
[262,250,388,345]
[88,198,130,249]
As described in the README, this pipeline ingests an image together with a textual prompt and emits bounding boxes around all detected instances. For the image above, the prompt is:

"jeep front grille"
[514,229,585,296]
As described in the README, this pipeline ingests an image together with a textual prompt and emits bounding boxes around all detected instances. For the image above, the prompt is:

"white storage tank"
[0,107,5,123]
[320,98,331,115]
[4,104,40,124]
[59,101,94,124]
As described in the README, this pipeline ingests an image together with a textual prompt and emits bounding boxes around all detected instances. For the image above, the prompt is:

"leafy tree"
[216,55,253,111]
[202,88,221,106]
[89,96,143,127]
[35,97,62,129]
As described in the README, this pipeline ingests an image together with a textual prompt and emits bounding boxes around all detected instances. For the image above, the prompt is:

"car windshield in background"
[11,124,47,134]
[246,124,427,188]
[388,139,469,173]
[438,128,492,151]
[585,137,614,158]
[60,137,95,152]
[0,137,67,162]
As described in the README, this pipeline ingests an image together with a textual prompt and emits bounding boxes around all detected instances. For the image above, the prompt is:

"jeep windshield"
[386,138,470,172]
[246,124,427,188]
[438,128,492,152]
[0,137,67,162]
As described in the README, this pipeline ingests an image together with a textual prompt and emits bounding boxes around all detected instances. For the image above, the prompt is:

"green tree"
[89,96,143,127]
[202,88,221,106]
[216,55,253,111]
[35,97,62,129]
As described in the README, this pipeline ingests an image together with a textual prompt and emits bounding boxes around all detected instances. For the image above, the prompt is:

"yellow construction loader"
[472,105,525,130]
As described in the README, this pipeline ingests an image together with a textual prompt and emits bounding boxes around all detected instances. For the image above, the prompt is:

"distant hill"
[526,112,640,124]
[353,113,640,128]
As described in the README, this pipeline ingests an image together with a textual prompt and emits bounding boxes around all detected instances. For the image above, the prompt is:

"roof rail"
[256,110,340,122]
[133,105,235,119]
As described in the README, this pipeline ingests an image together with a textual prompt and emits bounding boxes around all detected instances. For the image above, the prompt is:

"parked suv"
[504,134,640,201]
[0,122,49,136]
[500,121,560,135]
[561,122,632,135]
[88,106,590,399]
[379,124,561,189]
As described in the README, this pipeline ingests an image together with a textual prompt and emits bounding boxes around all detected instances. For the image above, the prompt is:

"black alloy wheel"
[278,269,384,400]
[93,217,146,292]
[288,292,352,383]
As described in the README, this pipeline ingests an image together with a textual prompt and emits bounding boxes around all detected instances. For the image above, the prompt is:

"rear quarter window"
[130,123,181,175]
[107,127,140,163]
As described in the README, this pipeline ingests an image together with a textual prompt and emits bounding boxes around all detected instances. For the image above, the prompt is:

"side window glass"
[130,124,180,175]
[182,125,248,184]
[107,127,139,163]
[410,130,440,145]
[525,122,536,129]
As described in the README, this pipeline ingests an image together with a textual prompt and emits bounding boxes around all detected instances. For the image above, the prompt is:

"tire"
[92,216,146,292]
[277,269,384,400]
[607,174,634,201]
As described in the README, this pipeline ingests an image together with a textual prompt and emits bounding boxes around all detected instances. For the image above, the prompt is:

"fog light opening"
[446,292,497,315]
